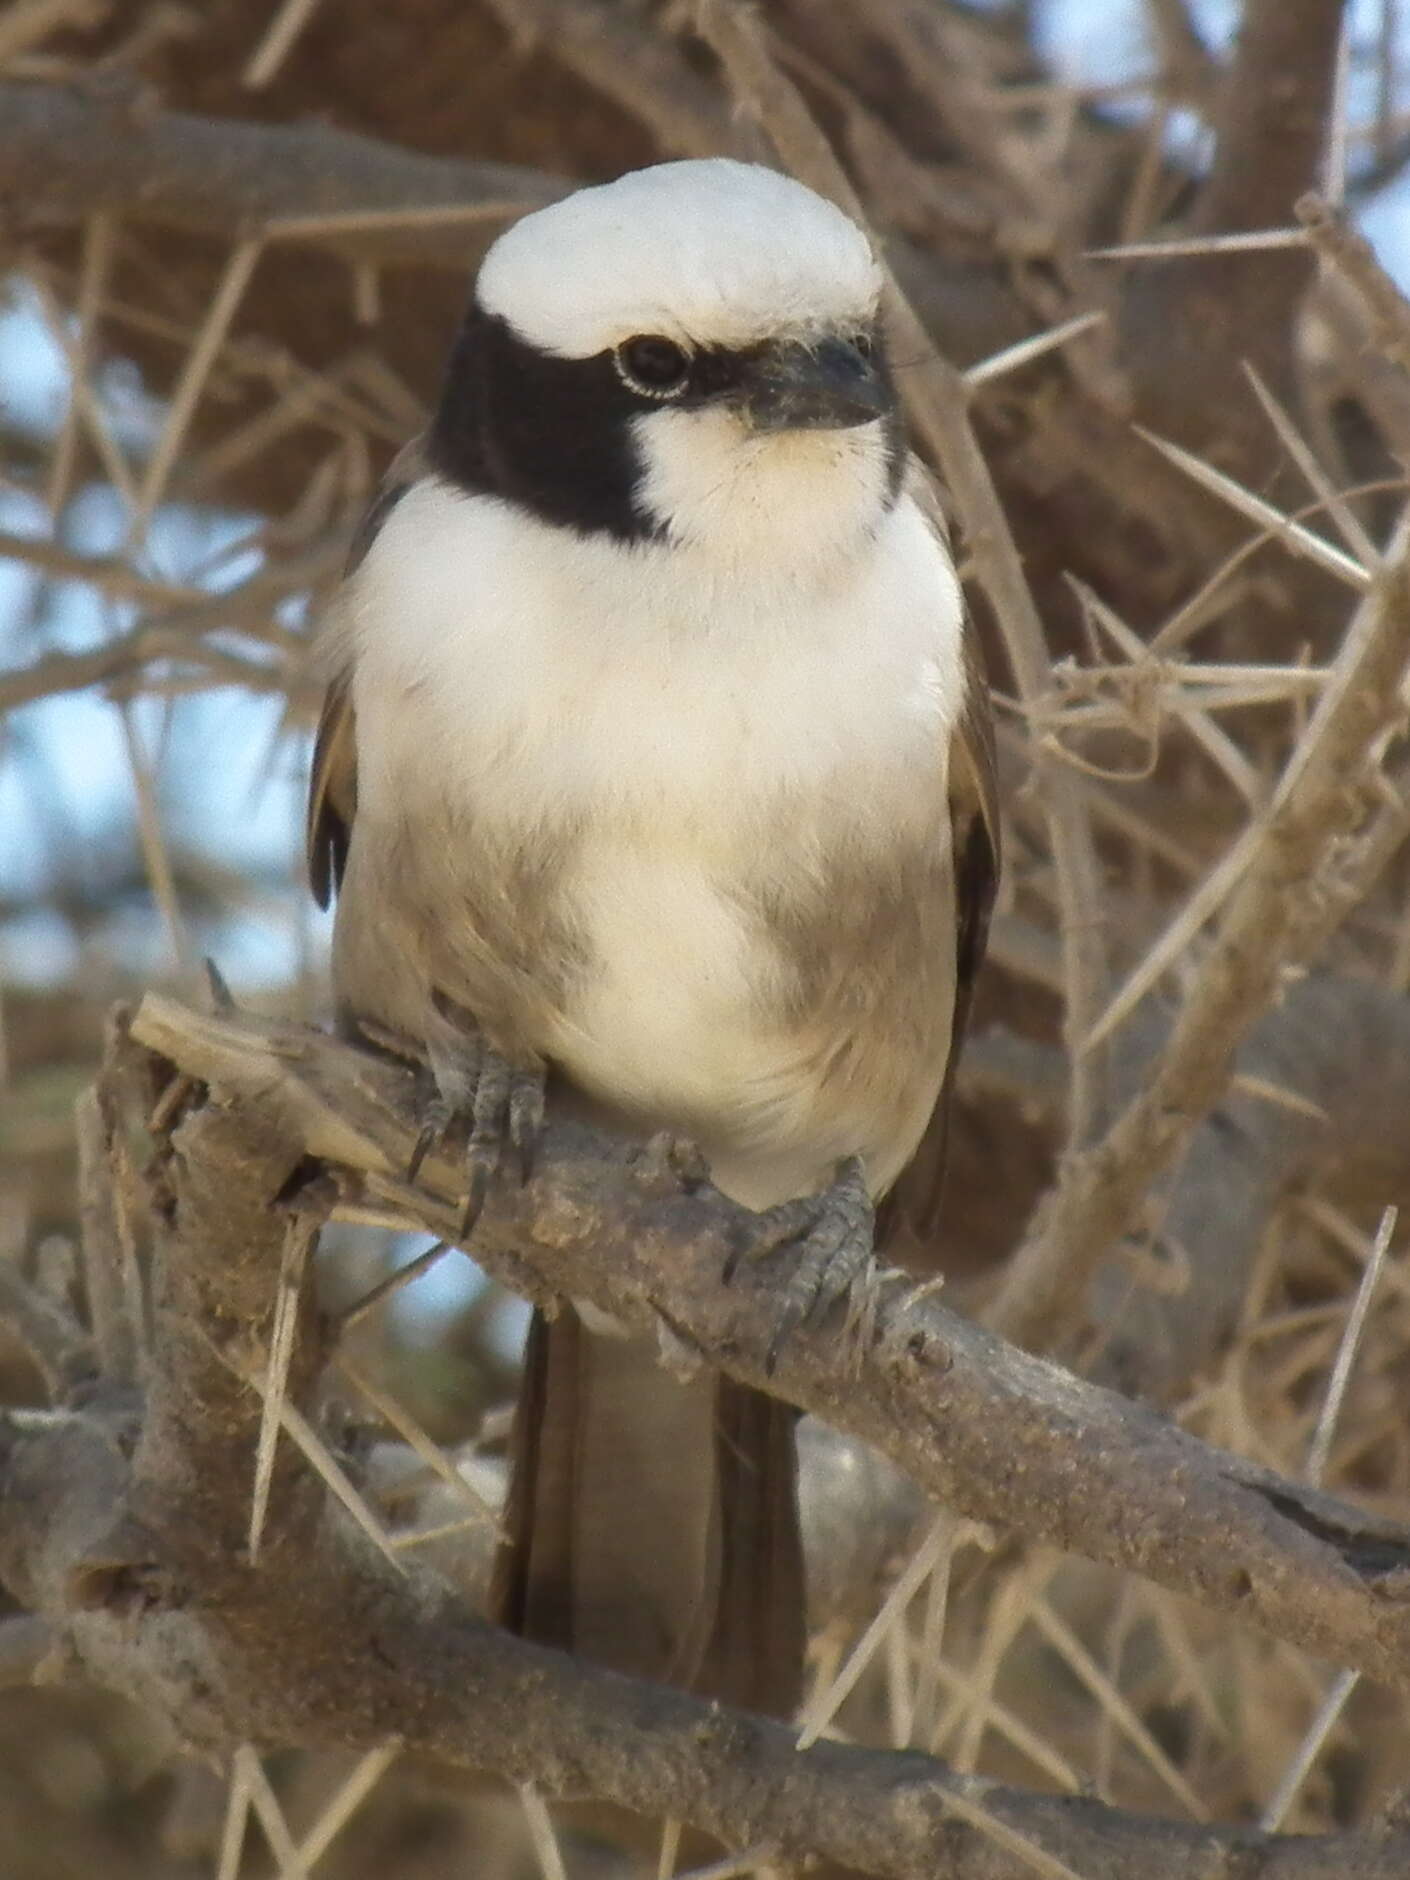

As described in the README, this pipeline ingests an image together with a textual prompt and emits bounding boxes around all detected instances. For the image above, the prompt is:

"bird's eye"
[851,331,875,360]
[616,335,691,398]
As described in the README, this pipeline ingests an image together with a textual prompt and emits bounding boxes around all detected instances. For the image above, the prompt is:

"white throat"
[631,405,892,568]
[346,476,963,836]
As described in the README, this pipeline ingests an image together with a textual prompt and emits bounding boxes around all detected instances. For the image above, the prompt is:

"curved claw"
[460,1159,493,1239]
[726,1156,875,1376]
[405,1032,548,1239]
[407,1095,454,1184]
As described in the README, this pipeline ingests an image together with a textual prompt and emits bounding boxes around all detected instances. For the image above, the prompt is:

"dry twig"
[990,531,1410,1349]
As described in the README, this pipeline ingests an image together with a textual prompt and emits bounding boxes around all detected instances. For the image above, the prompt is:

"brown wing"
[305,442,425,908]
[307,671,357,908]
[875,475,1000,1258]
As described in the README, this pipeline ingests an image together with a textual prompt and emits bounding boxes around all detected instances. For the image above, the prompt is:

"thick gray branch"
[0,78,565,265]
[4,1405,1408,1880]
[1199,0,1345,234]
[125,995,1410,1699]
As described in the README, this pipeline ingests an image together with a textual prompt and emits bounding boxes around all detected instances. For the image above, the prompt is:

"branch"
[3,1407,1407,1880]
[0,79,565,267]
[1089,972,1410,1402]
[1299,192,1410,379]
[1144,0,1219,109]
[3,1021,1410,1880]
[0,620,293,711]
[124,994,1410,1697]
[476,0,736,159]
[1198,0,1345,234]
[1120,0,1344,473]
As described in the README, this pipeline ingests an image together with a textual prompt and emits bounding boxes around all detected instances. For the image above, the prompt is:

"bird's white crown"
[476,159,882,358]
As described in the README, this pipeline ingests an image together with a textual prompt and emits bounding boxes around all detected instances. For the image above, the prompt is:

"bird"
[306,157,997,1720]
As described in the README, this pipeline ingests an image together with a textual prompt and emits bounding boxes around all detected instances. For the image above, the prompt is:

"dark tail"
[491,1306,805,1717]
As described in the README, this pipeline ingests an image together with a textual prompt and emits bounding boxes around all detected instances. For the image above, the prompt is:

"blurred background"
[6,0,1410,1875]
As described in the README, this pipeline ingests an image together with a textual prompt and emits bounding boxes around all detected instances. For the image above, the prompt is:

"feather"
[877,469,999,1258]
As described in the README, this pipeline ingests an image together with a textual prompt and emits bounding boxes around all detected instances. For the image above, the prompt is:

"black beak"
[740,336,889,433]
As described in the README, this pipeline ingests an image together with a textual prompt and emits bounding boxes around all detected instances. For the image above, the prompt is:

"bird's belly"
[556,846,788,1122]
[547,839,946,1210]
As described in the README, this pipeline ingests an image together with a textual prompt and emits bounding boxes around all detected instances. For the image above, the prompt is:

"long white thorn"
[1136,426,1372,591]
[249,1214,312,1563]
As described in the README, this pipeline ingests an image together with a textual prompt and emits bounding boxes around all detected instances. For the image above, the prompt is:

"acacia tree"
[5,3,1410,1876]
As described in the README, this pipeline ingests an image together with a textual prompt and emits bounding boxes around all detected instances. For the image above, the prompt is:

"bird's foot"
[406,1032,546,1238]
[725,1155,875,1374]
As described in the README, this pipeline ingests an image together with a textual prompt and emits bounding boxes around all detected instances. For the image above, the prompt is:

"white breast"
[346,478,966,1188]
